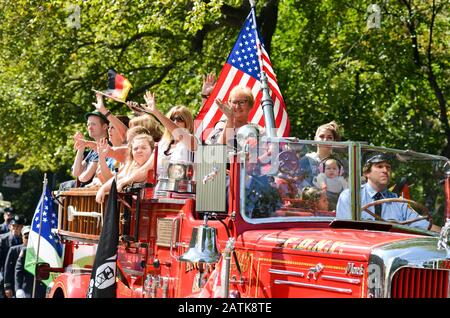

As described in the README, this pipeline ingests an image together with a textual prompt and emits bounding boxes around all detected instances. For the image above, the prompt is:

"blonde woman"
[207,85,255,145]
[96,134,155,203]
[124,91,197,186]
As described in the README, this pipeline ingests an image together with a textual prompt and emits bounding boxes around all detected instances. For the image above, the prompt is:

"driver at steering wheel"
[336,153,430,229]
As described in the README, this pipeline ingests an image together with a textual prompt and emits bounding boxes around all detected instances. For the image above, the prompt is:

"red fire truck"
[41,132,450,298]
[40,75,450,298]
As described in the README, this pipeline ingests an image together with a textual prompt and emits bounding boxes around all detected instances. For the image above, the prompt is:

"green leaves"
[274,0,448,154]
[0,0,448,172]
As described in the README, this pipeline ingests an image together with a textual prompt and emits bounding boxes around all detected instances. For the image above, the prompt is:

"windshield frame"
[238,139,449,228]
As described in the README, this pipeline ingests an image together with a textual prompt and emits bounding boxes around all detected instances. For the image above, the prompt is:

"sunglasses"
[171,116,185,122]
[229,100,248,106]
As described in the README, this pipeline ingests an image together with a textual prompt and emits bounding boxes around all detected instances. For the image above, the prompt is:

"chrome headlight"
[168,164,186,180]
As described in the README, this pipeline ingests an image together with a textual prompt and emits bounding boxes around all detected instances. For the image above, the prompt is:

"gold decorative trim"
[257,257,346,271]
[149,208,184,213]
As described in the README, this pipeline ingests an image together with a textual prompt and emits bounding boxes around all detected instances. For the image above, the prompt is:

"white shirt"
[314,173,348,193]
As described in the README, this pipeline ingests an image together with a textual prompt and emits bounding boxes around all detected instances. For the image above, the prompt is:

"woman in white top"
[119,91,197,191]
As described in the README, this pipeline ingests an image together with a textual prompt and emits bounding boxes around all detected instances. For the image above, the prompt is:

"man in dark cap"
[14,226,47,298]
[0,207,14,234]
[68,109,110,188]
[336,153,430,229]
[0,214,24,297]
[3,226,30,298]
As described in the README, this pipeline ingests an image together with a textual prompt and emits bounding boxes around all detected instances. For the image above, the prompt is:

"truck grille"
[391,267,449,298]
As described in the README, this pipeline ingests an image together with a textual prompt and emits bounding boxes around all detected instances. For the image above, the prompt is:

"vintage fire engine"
[42,78,450,299]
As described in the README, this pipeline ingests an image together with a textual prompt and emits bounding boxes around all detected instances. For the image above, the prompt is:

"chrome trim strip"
[274,279,353,294]
[322,275,361,285]
[241,216,335,224]
[268,269,305,277]
[154,198,187,204]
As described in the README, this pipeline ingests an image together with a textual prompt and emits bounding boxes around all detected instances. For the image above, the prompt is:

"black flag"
[86,180,119,298]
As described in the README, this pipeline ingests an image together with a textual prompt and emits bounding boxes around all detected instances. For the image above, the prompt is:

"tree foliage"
[0,0,448,174]
[274,0,448,156]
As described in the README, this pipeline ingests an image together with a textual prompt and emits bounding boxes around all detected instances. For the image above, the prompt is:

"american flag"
[195,8,290,141]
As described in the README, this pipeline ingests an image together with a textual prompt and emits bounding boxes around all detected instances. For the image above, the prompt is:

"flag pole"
[91,88,127,104]
[32,173,48,298]
[249,0,277,138]
[250,1,264,76]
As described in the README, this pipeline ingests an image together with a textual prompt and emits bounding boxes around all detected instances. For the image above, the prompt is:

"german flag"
[104,69,132,102]
[391,176,411,200]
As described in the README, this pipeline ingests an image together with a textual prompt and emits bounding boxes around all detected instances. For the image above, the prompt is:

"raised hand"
[92,92,107,112]
[215,98,234,121]
[202,72,216,97]
[97,138,110,158]
[142,91,157,114]
[73,131,85,151]
[126,100,144,115]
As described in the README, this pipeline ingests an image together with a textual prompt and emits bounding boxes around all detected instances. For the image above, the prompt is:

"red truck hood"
[236,227,425,261]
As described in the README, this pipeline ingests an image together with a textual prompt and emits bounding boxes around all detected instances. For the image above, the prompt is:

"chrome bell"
[179,220,220,263]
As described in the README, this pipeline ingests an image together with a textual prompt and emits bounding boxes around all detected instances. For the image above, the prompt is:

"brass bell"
[179,223,220,263]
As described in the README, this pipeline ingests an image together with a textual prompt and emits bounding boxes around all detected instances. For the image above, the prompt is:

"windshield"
[240,139,349,222]
[337,146,448,231]
[240,140,449,231]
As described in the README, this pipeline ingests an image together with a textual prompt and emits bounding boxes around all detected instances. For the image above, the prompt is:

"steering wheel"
[361,198,432,230]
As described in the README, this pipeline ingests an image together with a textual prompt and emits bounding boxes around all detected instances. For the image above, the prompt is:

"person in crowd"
[67,108,110,188]
[336,153,431,230]
[15,227,46,298]
[128,113,163,143]
[300,187,329,211]
[313,157,348,210]
[87,115,153,171]
[243,146,282,219]
[274,151,309,200]
[144,91,196,156]
[3,225,30,298]
[94,125,153,188]
[299,121,342,186]
[96,134,155,203]
[92,92,129,146]
[121,91,197,192]
[114,126,154,191]
[0,208,14,234]
[81,94,131,187]
[0,215,24,298]
[206,85,256,146]
[126,126,152,143]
